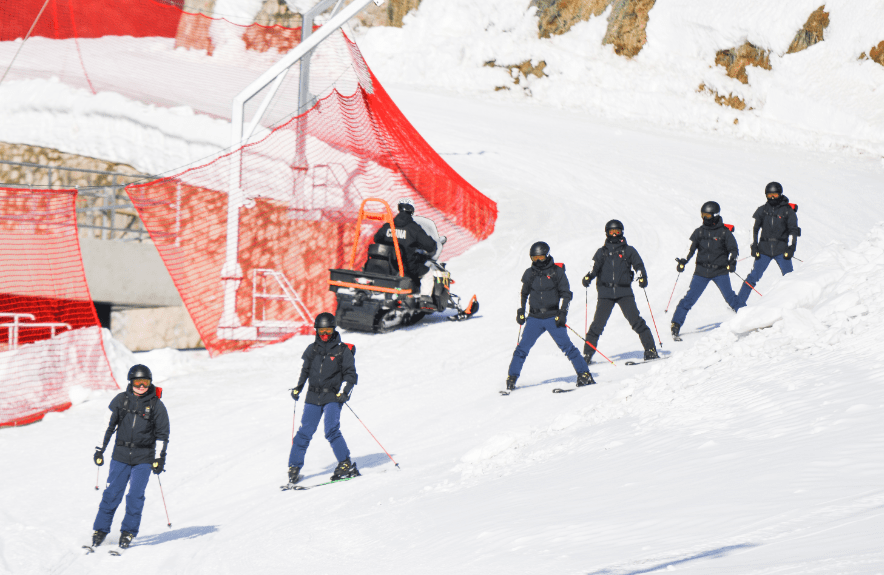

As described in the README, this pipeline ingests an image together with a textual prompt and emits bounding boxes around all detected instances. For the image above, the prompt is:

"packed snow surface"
[1,85,883,573]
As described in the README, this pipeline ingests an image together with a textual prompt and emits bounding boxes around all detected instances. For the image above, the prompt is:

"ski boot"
[644,348,659,361]
[583,352,594,366]
[671,322,682,342]
[505,375,518,391]
[287,465,301,485]
[119,532,135,549]
[331,458,360,481]
[576,372,595,387]
[91,530,108,547]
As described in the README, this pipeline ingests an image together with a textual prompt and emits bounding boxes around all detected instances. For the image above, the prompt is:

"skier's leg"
[547,317,589,373]
[120,463,152,537]
[93,459,132,534]
[507,317,546,377]
[712,274,741,311]
[619,296,655,351]
[288,403,323,468]
[585,298,615,358]
[738,255,771,305]
[672,274,710,327]
[322,402,350,463]
[773,254,793,276]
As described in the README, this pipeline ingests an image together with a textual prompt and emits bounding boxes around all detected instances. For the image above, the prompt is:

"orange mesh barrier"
[0,188,118,427]
[1,1,498,357]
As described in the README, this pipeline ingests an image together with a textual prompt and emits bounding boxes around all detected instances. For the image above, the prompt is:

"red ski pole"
[345,403,400,470]
[642,288,663,348]
[156,475,172,528]
[665,271,682,313]
[565,324,616,366]
[734,271,763,297]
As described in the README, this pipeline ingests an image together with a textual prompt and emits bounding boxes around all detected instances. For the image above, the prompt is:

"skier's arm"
[726,230,739,259]
[519,270,531,309]
[786,210,800,251]
[373,224,389,245]
[340,348,358,397]
[413,224,438,255]
[100,396,121,451]
[556,267,573,309]
[294,346,312,394]
[153,402,170,457]
[630,248,647,280]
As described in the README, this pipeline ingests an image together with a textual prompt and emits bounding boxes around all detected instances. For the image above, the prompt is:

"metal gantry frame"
[218,0,384,340]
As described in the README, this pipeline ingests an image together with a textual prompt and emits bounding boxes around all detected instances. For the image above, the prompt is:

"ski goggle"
[766,192,780,199]
[701,212,714,219]
[316,327,334,336]
[607,229,622,236]
[530,254,546,261]
[131,380,150,389]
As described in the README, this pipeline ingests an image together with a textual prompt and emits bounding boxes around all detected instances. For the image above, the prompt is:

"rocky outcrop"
[786,5,829,54]
[859,41,884,66]
[0,143,140,188]
[715,42,771,85]
[485,59,548,91]
[531,0,611,39]
[355,0,422,28]
[175,0,216,54]
[698,84,749,112]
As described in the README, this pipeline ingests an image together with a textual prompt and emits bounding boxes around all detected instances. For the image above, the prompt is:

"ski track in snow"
[1,71,884,575]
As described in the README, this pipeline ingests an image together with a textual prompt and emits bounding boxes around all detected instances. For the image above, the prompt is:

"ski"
[280,476,357,491]
[499,390,512,396]
[625,357,670,366]
[82,545,95,555]
[108,549,124,556]
[672,335,683,342]
[552,383,595,393]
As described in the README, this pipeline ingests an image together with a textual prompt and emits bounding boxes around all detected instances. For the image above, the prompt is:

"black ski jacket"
[520,256,572,319]
[373,212,437,280]
[752,195,800,257]
[685,217,739,278]
[101,384,170,466]
[584,236,646,299]
[295,332,357,406]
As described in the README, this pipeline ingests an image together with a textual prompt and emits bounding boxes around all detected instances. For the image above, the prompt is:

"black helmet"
[701,201,721,216]
[764,182,783,195]
[314,312,336,330]
[396,197,415,214]
[127,364,152,382]
[529,241,550,257]
[605,219,624,234]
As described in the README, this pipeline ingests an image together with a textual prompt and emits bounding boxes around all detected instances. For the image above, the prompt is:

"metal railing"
[0,159,155,241]
[0,313,71,350]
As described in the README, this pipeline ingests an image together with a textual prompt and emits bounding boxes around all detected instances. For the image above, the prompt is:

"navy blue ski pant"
[508,316,589,377]
[93,460,152,536]
[738,254,792,306]
[289,402,350,468]
[672,274,744,327]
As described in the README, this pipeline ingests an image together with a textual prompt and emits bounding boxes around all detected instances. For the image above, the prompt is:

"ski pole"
[642,288,663,348]
[95,466,100,491]
[345,403,400,470]
[733,271,763,297]
[584,288,588,334]
[516,323,522,347]
[156,475,172,528]
[565,324,616,366]
[665,270,682,313]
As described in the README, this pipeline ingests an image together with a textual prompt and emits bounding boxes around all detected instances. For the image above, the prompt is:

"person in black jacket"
[373,198,438,290]
[737,181,801,306]
[287,313,358,485]
[671,201,745,339]
[91,364,169,550]
[505,241,593,391]
[581,220,657,362]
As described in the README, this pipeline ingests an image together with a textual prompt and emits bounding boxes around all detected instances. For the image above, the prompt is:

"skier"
[737,181,801,306]
[506,241,593,391]
[373,198,438,291]
[671,201,744,340]
[581,220,657,363]
[91,364,169,550]
[287,312,359,485]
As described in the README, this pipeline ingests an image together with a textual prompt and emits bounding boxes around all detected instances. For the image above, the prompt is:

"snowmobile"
[328,198,479,333]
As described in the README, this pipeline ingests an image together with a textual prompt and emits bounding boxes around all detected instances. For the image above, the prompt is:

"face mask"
[767,195,781,205]
[703,216,717,227]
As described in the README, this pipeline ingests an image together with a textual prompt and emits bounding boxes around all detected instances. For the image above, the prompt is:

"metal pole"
[0,0,52,86]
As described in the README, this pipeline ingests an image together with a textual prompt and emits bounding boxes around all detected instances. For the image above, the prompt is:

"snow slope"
[1,87,883,574]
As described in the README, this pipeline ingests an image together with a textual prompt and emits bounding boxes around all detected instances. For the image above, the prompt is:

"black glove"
[93,448,105,467]
[336,383,354,403]
[676,258,687,273]
[291,388,301,401]
[555,313,567,328]
[783,247,794,260]
[638,275,648,289]
[726,258,737,273]
[581,274,592,288]
[516,308,526,325]
[750,243,761,260]
[152,455,165,475]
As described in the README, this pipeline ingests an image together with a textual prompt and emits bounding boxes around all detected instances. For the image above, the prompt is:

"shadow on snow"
[134,525,219,547]
[586,543,759,575]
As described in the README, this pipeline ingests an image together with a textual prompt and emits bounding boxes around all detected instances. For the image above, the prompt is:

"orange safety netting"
[0,188,118,427]
[2,0,498,356]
